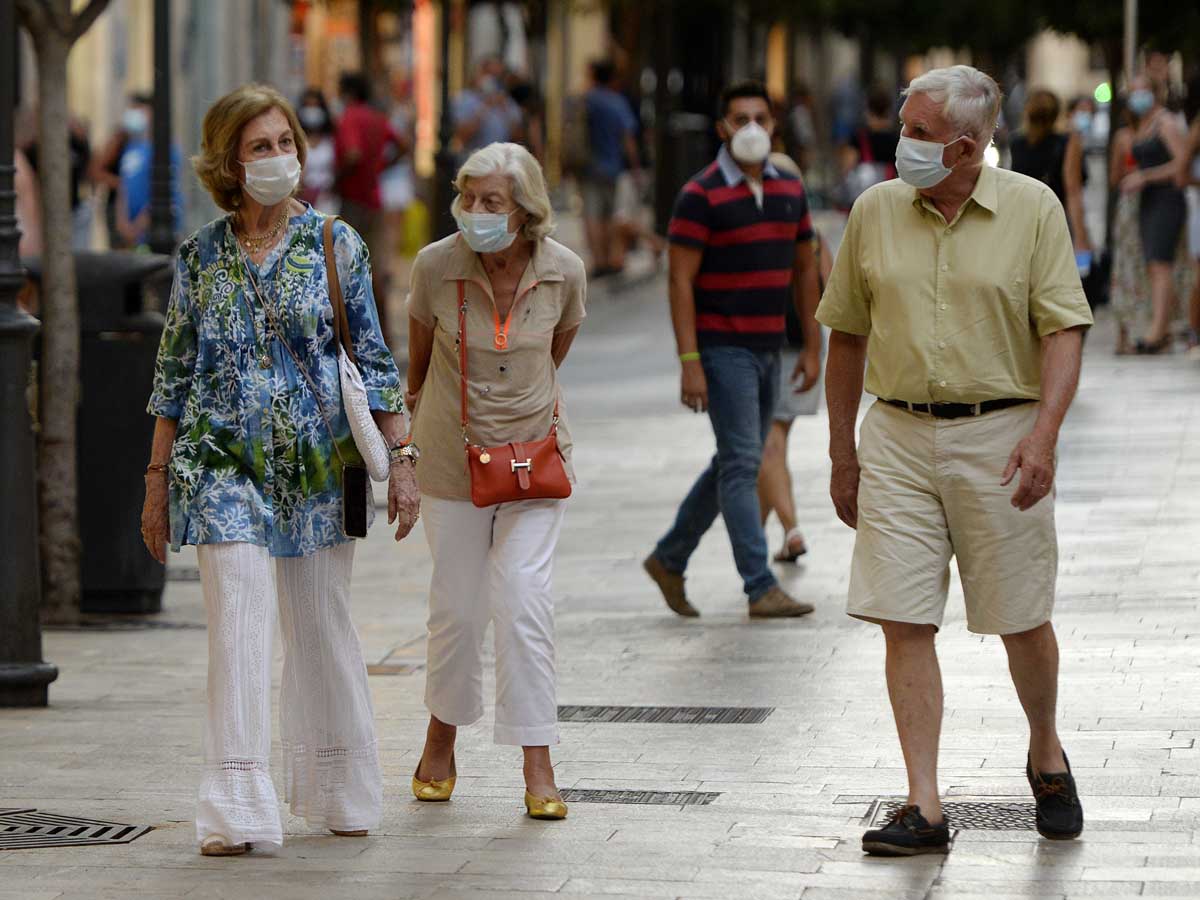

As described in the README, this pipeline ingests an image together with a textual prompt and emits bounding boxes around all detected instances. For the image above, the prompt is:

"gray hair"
[903,65,1003,145]
[451,142,555,241]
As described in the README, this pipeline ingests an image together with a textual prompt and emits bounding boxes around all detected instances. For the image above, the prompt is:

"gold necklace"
[236,210,288,254]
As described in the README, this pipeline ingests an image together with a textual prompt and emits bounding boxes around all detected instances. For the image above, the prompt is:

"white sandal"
[773,527,808,563]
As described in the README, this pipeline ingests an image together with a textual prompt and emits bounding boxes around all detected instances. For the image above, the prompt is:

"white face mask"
[456,209,517,254]
[895,134,967,189]
[725,120,772,165]
[242,153,302,206]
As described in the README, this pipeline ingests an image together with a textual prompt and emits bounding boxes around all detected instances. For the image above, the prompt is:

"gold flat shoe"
[200,836,248,856]
[412,754,456,802]
[524,791,568,820]
[329,829,368,836]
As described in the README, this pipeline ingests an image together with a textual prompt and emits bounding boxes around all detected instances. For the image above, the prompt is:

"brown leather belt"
[882,398,1034,419]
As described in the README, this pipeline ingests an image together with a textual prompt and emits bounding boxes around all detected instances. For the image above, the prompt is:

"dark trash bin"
[27,252,174,614]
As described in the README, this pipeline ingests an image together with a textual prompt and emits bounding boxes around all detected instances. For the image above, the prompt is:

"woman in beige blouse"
[405,142,585,820]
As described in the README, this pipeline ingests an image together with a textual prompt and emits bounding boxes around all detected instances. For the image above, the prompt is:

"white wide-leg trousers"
[421,496,567,746]
[195,541,381,848]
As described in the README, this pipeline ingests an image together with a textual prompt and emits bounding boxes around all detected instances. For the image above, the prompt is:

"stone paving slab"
[2,280,1199,898]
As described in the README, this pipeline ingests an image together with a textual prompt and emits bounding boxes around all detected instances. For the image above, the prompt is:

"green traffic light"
[1094,83,1112,104]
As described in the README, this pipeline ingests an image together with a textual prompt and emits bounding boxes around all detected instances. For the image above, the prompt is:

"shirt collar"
[717,143,779,186]
[911,163,999,218]
[441,234,565,296]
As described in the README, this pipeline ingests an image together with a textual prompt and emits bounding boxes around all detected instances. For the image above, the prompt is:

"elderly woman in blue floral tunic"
[139,84,419,857]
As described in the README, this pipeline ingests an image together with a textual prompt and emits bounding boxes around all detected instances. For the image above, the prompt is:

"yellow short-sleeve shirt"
[816,165,1093,404]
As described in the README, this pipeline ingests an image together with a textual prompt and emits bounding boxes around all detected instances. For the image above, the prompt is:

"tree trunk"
[31,26,81,625]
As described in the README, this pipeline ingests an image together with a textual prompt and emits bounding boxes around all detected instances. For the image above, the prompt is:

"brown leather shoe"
[643,554,700,617]
[748,586,814,618]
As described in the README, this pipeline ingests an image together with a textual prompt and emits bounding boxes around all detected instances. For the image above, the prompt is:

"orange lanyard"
[492,303,512,350]
[490,280,539,350]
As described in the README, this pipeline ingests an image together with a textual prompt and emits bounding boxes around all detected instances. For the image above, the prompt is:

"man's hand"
[792,348,820,393]
[830,453,861,529]
[388,460,421,541]
[681,359,708,413]
[1002,430,1056,511]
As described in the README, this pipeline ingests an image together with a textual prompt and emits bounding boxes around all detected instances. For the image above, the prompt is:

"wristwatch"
[390,441,420,464]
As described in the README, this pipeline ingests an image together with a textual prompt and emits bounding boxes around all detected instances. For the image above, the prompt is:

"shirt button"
[940,264,948,272]
[939,380,947,387]
[938,341,945,349]
[940,304,947,310]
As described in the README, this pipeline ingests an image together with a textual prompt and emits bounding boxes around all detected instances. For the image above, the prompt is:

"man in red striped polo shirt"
[644,81,822,619]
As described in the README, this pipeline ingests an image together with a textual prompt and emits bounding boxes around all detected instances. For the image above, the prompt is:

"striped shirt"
[668,145,813,350]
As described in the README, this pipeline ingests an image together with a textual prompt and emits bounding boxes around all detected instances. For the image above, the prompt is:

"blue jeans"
[654,346,780,601]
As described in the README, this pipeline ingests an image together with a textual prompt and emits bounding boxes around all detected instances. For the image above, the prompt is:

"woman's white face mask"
[242,153,302,206]
[455,209,518,253]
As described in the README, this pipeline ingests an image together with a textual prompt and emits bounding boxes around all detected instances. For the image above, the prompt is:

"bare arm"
[825,330,868,528]
[668,244,703,357]
[405,315,435,409]
[623,132,642,172]
[791,238,821,390]
[1062,132,1090,251]
[669,243,708,413]
[552,326,579,367]
[1183,120,1200,188]
[1002,326,1085,511]
[371,411,407,447]
[147,416,179,467]
[14,150,42,258]
[1032,327,1085,444]
[1109,129,1132,188]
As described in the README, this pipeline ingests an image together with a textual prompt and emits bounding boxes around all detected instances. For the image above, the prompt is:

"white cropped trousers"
[195,541,381,848]
[421,496,567,746]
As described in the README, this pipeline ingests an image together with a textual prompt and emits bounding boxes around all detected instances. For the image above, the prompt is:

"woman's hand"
[1120,171,1144,194]
[141,474,170,564]
[388,460,421,541]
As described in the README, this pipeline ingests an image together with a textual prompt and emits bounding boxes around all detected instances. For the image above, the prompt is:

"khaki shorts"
[849,400,1057,635]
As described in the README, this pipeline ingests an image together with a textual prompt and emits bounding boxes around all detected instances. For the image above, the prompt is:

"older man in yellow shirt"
[818,65,1093,857]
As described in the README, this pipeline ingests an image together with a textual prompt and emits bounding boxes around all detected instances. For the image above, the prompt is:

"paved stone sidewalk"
[2,276,1198,899]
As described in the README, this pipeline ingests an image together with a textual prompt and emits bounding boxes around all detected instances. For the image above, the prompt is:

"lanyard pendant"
[494,333,508,350]
[259,351,272,369]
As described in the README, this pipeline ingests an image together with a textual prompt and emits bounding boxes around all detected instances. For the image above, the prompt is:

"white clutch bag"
[324,216,392,482]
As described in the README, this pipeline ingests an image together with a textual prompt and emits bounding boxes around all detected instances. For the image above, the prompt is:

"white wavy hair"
[451,142,555,241]
[903,65,1003,146]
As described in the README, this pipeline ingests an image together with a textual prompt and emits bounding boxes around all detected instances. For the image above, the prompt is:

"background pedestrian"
[644,80,820,620]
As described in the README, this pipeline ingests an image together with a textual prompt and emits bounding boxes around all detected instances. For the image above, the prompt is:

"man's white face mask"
[894,134,967,189]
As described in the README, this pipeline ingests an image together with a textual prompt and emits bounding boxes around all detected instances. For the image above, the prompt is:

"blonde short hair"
[903,65,1003,145]
[451,142,554,241]
[193,83,308,212]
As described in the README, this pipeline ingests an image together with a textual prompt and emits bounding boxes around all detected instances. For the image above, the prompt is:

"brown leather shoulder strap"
[323,215,357,366]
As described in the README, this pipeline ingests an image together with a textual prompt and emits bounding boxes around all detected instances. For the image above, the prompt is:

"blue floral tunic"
[147,204,404,557]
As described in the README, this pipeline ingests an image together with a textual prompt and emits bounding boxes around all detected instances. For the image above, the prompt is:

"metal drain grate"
[559,789,721,807]
[871,799,1035,830]
[558,705,774,725]
[47,619,204,632]
[0,809,153,850]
